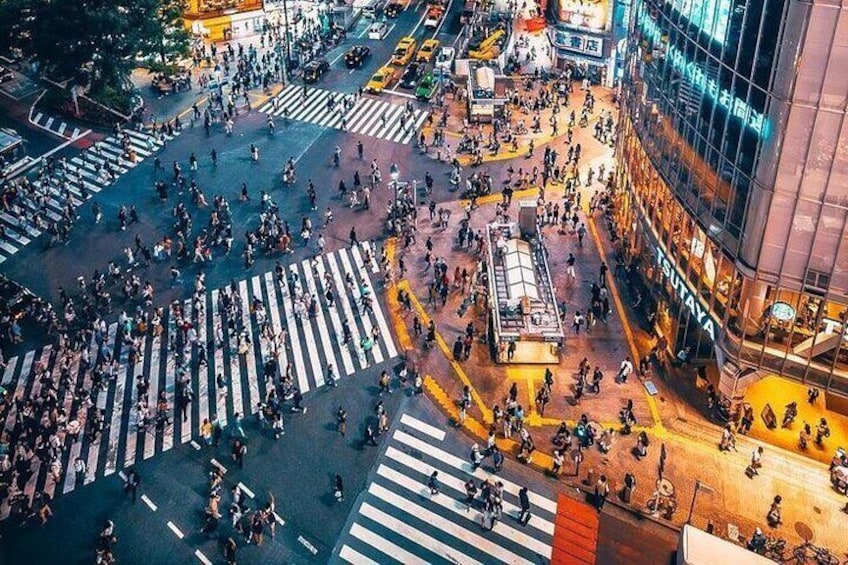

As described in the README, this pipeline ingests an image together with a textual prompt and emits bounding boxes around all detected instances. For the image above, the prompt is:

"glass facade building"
[615,0,848,397]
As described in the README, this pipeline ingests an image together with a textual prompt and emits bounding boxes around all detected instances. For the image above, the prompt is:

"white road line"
[290,263,324,388]
[339,544,381,565]
[141,494,157,511]
[167,521,185,539]
[350,245,398,358]
[194,550,212,565]
[338,248,384,365]
[326,252,367,369]
[237,482,255,499]
[314,257,355,375]
[211,458,228,474]
[238,279,260,413]
[376,464,552,557]
[263,272,291,382]
[392,429,558,514]
[349,522,430,565]
[211,290,228,427]
[104,338,135,476]
[399,414,446,441]
[360,501,483,565]
[301,259,340,385]
[279,270,310,394]
[1,355,18,385]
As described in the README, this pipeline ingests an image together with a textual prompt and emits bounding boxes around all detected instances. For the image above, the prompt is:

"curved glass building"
[615,0,848,397]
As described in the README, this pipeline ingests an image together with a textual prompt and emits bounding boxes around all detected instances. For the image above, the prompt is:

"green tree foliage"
[9,0,191,91]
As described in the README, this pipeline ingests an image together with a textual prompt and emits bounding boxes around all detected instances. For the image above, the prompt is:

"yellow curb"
[586,215,664,431]
[384,238,415,352]
[470,186,540,207]
[404,282,493,424]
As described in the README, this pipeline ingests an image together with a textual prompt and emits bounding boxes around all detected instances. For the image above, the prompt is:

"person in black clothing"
[124,470,140,503]
[518,486,531,525]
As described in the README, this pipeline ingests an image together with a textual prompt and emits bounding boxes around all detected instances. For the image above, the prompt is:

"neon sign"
[637,2,768,137]
[656,246,718,341]
[666,0,731,44]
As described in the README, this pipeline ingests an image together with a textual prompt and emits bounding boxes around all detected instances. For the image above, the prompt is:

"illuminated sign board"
[637,2,769,137]
[821,318,848,340]
[551,29,605,58]
[557,0,611,33]
[666,0,732,44]
[656,246,718,341]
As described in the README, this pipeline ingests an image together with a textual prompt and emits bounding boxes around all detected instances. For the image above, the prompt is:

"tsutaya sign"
[656,246,718,341]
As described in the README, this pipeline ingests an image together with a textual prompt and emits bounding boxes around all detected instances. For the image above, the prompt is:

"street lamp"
[686,479,714,525]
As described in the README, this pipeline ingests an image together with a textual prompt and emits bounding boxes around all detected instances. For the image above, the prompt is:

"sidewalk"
[386,83,848,555]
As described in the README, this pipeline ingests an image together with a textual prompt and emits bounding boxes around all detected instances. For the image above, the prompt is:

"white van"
[677,525,774,565]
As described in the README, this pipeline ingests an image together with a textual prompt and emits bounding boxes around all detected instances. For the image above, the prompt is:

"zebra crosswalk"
[0,128,175,264]
[0,242,396,519]
[333,415,558,565]
[258,84,429,144]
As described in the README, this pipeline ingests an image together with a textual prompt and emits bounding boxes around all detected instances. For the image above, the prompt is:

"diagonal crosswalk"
[0,128,176,264]
[333,415,557,565]
[258,84,429,144]
[0,243,394,519]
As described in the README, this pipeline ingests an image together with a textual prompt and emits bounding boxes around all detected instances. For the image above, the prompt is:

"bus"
[0,128,27,178]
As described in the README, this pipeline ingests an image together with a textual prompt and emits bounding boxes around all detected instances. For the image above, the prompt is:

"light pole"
[390,163,400,228]
[686,479,714,525]
[281,0,293,84]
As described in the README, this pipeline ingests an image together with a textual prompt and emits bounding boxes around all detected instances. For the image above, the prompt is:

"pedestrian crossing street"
[258,84,429,144]
[0,242,396,519]
[333,415,557,565]
[0,128,175,264]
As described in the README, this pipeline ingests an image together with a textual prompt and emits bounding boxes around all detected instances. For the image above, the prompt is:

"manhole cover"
[795,521,814,542]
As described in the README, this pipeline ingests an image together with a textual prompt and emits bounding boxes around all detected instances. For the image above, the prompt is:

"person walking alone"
[518,486,531,525]
[124,469,140,504]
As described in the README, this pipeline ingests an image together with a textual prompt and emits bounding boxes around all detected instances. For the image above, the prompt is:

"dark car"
[303,59,330,83]
[384,2,403,17]
[344,45,371,69]
[399,62,424,89]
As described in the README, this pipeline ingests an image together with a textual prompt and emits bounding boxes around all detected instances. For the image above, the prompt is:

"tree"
[22,0,191,93]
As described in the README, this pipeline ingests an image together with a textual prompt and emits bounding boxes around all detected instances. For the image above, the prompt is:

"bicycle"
[793,542,840,565]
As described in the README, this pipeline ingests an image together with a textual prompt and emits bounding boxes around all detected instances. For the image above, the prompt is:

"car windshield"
[393,48,405,56]
[372,73,384,82]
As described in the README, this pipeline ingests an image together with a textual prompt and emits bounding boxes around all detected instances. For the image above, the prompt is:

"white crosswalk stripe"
[332,415,556,565]
[0,128,174,264]
[258,84,427,144]
[0,244,395,518]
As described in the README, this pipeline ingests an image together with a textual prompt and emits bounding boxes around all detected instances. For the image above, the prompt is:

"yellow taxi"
[416,38,441,63]
[390,37,417,66]
[365,65,397,93]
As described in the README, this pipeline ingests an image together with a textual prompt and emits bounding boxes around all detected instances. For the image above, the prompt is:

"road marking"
[195,549,212,565]
[141,494,157,511]
[340,545,381,565]
[190,440,201,450]
[211,458,228,474]
[359,501,483,565]
[349,522,429,565]
[167,521,185,539]
[399,414,446,441]
[237,481,255,499]
[298,535,318,555]
[274,512,286,525]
